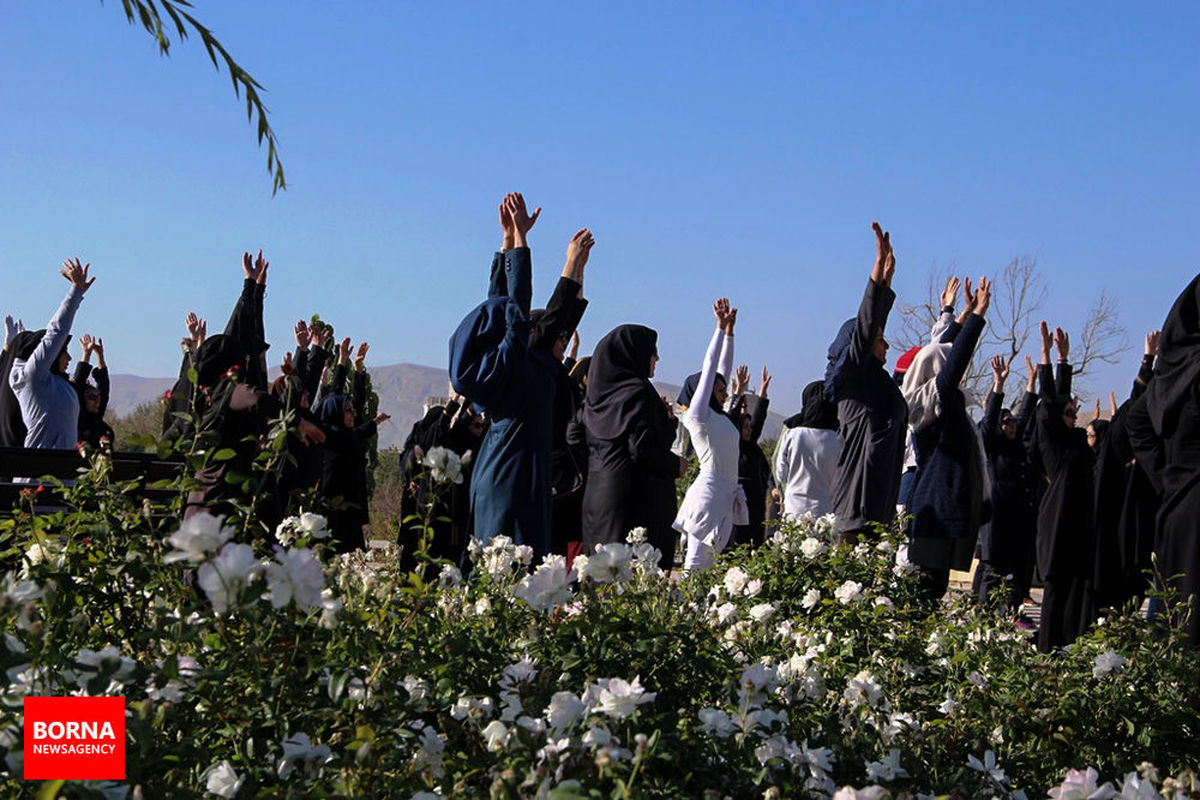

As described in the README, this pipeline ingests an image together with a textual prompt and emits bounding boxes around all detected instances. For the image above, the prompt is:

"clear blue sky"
[2,2,1197,414]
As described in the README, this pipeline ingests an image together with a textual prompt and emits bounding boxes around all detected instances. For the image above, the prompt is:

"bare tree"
[894,254,1129,408]
[1075,289,1130,381]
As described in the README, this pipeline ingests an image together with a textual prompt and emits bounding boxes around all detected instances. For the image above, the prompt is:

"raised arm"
[27,259,93,380]
[935,277,989,398]
[849,222,898,368]
[687,299,733,424]
[531,230,592,352]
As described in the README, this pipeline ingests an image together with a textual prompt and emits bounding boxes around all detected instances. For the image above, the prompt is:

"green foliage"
[111,0,286,193]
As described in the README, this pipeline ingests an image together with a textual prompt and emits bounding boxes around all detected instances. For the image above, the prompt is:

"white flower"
[1048,767,1117,800]
[834,580,863,604]
[967,670,987,689]
[513,556,575,613]
[437,563,462,588]
[715,601,738,624]
[843,671,882,710]
[73,646,136,692]
[164,512,235,564]
[500,657,537,689]
[967,750,1008,785]
[893,544,917,575]
[873,596,893,609]
[832,787,890,800]
[800,537,827,559]
[1093,651,1128,678]
[266,547,325,611]
[204,760,244,798]
[576,543,634,583]
[723,566,749,594]
[581,724,615,750]
[421,446,464,484]
[403,676,431,710]
[473,596,492,615]
[749,603,776,623]
[865,749,908,782]
[697,707,736,737]
[276,732,332,779]
[275,513,331,546]
[626,526,648,544]
[545,691,587,734]
[481,720,508,752]
[585,676,656,719]
[318,589,342,629]
[802,588,821,610]
[744,578,763,597]
[937,692,960,717]
[196,543,264,615]
[1114,770,1158,800]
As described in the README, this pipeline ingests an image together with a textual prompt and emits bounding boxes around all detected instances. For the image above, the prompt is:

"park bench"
[0,446,183,513]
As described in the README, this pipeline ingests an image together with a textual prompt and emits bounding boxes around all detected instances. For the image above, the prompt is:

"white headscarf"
[901,343,951,432]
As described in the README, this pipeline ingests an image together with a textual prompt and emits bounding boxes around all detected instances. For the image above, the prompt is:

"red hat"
[894,345,922,375]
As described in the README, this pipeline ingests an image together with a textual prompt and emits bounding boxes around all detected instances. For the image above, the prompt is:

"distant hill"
[109,364,786,450]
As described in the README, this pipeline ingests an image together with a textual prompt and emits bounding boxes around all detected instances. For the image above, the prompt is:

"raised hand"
[563,228,595,282]
[991,354,1010,390]
[733,364,750,396]
[870,222,895,286]
[294,320,310,349]
[1054,326,1070,362]
[1025,354,1037,391]
[504,192,541,247]
[254,249,269,286]
[499,199,516,251]
[374,412,391,425]
[282,351,295,375]
[354,341,369,371]
[308,321,327,349]
[241,251,256,281]
[1039,321,1053,364]
[940,276,960,309]
[724,304,739,336]
[973,276,992,316]
[298,418,326,446]
[1146,330,1161,358]
[338,337,352,366]
[1109,391,1119,417]
[1093,397,1102,422]
[79,333,95,360]
[60,258,95,293]
[713,297,732,329]
[761,366,772,397]
[4,315,23,349]
[91,337,105,368]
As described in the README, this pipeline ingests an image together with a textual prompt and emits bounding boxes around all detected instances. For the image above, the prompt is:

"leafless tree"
[894,255,1128,408]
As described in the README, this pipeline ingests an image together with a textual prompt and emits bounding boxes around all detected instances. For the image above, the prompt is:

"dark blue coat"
[908,313,987,570]
[465,248,586,558]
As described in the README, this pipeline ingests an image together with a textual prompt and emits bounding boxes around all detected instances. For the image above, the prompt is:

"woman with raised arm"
[975,354,1039,614]
[1127,273,1200,649]
[1033,322,1097,651]
[774,379,841,518]
[674,298,741,573]
[73,334,115,449]
[9,258,95,450]
[581,324,682,566]
[464,193,591,561]
[825,223,909,543]
[314,340,389,553]
[731,365,774,549]
[901,277,992,602]
[1,315,29,447]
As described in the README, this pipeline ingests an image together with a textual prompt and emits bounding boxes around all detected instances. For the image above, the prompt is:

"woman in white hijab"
[901,277,993,602]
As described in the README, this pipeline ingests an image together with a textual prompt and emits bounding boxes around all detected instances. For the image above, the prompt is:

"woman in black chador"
[1127,272,1200,649]
[1033,322,1096,652]
[580,324,682,567]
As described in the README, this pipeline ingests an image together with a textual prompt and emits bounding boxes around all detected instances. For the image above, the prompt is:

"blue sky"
[2,2,1197,414]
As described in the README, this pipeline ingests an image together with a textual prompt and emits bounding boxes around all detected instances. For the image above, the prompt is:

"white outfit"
[674,328,742,572]
[773,425,841,518]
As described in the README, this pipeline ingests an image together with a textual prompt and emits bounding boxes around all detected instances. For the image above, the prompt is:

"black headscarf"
[316,394,351,430]
[582,324,668,440]
[676,371,726,414]
[193,335,246,389]
[1146,272,1200,434]
[9,329,71,376]
[784,380,839,431]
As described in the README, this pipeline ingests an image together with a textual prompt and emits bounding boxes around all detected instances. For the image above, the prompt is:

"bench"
[0,446,183,512]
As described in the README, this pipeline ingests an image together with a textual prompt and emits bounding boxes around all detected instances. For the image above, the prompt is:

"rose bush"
[1,460,1198,799]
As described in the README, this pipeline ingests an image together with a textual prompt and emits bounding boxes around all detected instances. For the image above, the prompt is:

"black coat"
[733,393,773,548]
[978,388,1038,572]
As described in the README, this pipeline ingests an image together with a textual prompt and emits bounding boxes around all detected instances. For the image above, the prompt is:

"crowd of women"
[4,193,1200,655]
